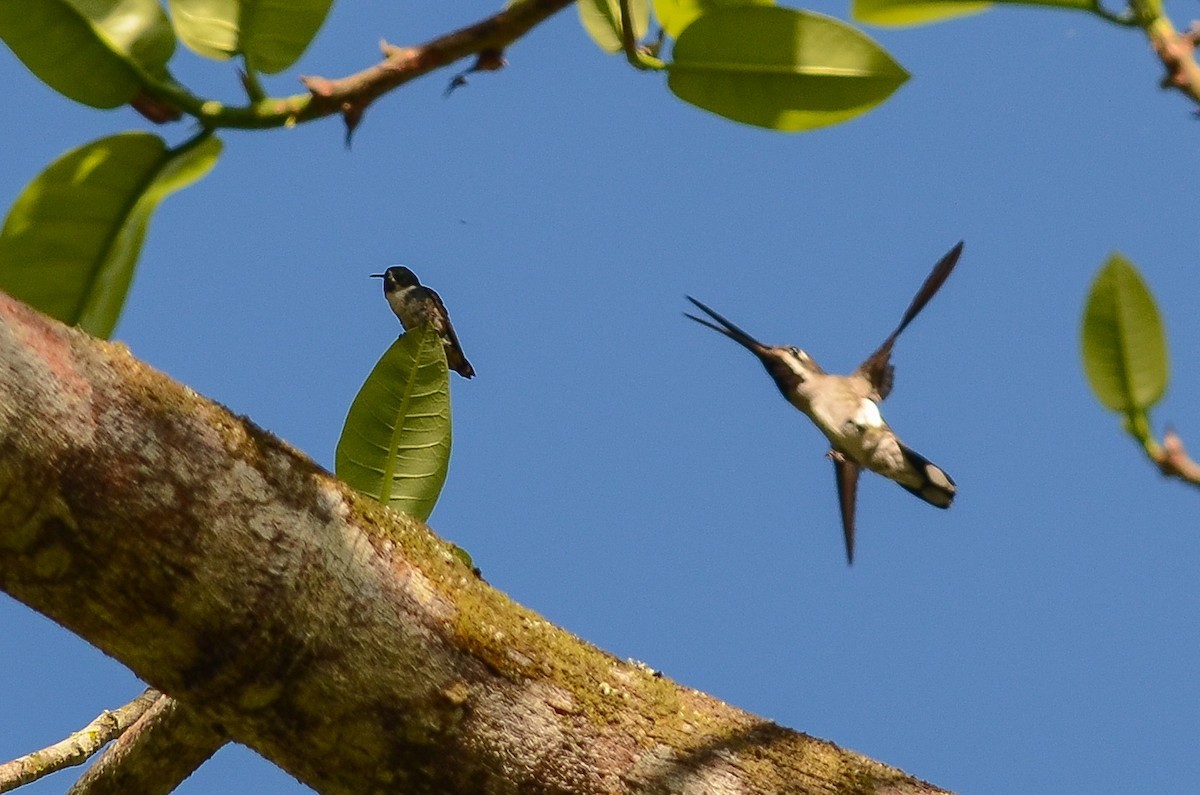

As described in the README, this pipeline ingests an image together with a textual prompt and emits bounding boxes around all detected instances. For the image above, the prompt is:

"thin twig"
[1147,18,1200,106]
[0,689,160,793]
[65,695,227,795]
[137,0,576,130]
[1150,428,1200,486]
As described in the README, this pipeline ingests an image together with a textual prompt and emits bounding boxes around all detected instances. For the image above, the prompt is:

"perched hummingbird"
[371,266,475,379]
[685,241,963,564]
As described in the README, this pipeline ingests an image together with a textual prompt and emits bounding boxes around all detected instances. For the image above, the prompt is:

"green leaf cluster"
[336,326,454,522]
[0,131,220,338]
[577,0,909,131]
[579,0,650,53]
[1,3,459,521]
[1080,253,1169,447]
[0,0,332,108]
[167,0,333,73]
[669,7,909,132]
[578,0,1121,130]
[0,0,338,337]
[0,0,174,108]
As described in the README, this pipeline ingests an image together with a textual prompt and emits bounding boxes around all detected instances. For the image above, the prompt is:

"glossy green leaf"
[652,0,774,39]
[167,0,333,73]
[1081,253,1169,414]
[0,0,174,108]
[579,0,649,54]
[336,326,452,521]
[0,131,221,339]
[667,6,909,132]
[852,0,988,27]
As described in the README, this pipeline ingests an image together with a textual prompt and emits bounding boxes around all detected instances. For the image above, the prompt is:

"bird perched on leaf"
[685,241,963,564]
[372,266,475,379]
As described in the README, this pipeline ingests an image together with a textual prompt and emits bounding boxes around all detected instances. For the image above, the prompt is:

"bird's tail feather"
[897,442,956,508]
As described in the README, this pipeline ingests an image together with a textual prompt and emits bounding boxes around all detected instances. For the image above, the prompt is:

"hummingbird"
[371,266,475,379]
[685,241,963,564]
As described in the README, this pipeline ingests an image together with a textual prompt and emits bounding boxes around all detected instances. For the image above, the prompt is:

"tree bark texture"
[0,291,951,795]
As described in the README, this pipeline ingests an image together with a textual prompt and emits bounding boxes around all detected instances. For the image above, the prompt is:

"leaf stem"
[240,55,267,102]
[618,0,665,71]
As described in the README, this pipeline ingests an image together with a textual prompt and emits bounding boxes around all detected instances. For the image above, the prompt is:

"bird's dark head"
[762,345,823,388]
[370,266,420,292]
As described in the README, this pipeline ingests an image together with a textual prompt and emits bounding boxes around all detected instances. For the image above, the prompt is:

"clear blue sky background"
[2,3,1199,793]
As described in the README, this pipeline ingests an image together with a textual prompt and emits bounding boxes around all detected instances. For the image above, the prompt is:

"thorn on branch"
[1150,22,1200,91]
[300,76,368,147]
[342,101,366,150]
[129,90,182,124]
[444,74,469,97]
[379,38,410,60]
[301,75,334,97]
[1181,22,1200,48]
[444,48,508,97]
[238,67,266,103]
[641,28,666,59]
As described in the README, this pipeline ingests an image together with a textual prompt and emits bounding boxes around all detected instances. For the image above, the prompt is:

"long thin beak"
[684,296,771,357]
[370,273,385,279]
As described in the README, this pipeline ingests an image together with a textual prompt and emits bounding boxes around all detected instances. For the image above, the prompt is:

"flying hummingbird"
[372,266,475,379]
[685,241,963,564]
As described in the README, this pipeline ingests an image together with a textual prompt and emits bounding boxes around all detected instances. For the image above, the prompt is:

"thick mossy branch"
[0,290,951,794]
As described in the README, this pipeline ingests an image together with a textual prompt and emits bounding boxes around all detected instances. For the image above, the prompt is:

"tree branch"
[1146,18,1200,106]
[65,694,227,795]
[141,0,576,131]
[0,290,951,795]
[1146,428,1200,486]
[0,689,158,793]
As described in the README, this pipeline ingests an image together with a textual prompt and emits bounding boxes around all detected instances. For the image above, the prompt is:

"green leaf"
[653,0,774,39]
[0,131,222,339]
[1081,253,1169,415]
[336,326,453,522]
[852,0,988,27]
[0,0,174,108]
[666,6,909,132]
[579,0,649,54]
[167,0,333,73]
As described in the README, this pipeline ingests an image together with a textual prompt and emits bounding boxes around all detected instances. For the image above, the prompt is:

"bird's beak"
[370,273,385,279]
[684,296,772,358]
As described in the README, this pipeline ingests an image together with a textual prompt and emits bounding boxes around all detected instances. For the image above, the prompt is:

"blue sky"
[3,3,1200,793]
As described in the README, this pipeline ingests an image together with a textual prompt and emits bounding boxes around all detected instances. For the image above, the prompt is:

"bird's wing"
[857,241,964,401]
[424,286,464,349]
[831,450,860,565]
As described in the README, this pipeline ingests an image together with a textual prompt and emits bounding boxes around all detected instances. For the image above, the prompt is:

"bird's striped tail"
[897,443,956,508]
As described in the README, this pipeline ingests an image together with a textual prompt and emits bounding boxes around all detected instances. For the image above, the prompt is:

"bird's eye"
[781,348,807,382]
